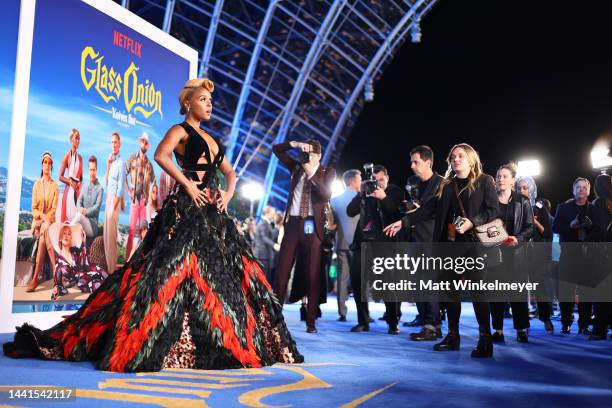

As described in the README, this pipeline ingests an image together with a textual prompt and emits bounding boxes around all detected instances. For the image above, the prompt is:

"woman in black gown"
[3,78,303,372]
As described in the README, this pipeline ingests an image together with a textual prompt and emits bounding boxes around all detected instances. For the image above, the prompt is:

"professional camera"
[453,215,466,229]
[361,163,378,195]
[400,176,420,214]
[577,215,593,229]
[296,151,311,164]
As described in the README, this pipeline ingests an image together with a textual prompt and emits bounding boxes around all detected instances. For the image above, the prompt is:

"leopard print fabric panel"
[163,312,196,369]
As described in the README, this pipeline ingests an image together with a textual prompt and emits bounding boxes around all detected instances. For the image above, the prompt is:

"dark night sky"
[341,0,612,210]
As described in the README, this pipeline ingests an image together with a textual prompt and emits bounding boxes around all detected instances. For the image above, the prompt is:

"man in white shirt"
[272,139,336,333]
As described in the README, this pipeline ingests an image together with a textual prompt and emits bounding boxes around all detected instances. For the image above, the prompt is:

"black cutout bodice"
[175,122,225,189]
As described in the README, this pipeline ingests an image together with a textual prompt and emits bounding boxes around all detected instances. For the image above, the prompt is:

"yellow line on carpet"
[76,388,207,408]
[339,382,398,408]
[239,366,332,407]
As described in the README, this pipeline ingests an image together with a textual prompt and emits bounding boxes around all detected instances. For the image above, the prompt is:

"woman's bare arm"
[154,125,208,207]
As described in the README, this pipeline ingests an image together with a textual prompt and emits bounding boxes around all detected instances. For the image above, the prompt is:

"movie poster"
[0,0,21,255]
[0,0,196,330]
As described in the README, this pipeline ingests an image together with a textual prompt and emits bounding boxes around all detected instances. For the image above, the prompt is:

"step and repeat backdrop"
[0,0,197,332]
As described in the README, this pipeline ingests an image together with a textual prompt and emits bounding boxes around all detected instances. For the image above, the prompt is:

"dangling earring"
[186,106,190,113]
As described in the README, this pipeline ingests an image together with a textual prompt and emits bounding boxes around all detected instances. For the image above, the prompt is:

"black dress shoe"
[544,320,554,334]
[516,330,528,343]
[299,305,307,321]
[410,327,438,341]
[561,325,571,334]
[306,325,317,334]
[491,332,505,343]
[436,327,443,338]
[337,315,347,322]
[367,317,375,323]
[350,324,370,332]
[403,316,424,327]
[388,324,400,335]
[433,331,460,351]
[578,327,592,335]
[471,333,493,358]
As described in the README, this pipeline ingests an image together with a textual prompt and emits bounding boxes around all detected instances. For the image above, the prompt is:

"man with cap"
[272,139,336,333]
[125,132,156,257]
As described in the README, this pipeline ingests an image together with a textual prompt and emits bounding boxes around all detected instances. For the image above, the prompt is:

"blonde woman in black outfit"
[490,163,534,343]
[386,143,499,358]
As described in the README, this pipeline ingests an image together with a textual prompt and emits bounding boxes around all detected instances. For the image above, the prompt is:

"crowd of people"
[261,140,611,358]
[25,129,175,300]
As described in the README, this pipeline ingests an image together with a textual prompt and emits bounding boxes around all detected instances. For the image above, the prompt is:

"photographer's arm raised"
[272,142,300,172]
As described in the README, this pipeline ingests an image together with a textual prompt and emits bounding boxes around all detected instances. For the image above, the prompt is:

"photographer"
[347,164,405,334]
[552,177,594,334]
[517,176,555,334]
[386,143,499,358]
[272,139,336,333]
[387,146,444,341]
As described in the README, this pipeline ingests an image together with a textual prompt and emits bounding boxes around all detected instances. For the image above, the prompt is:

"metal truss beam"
[199,0,224,77]
[162,0,176,33]
[257,0,347,217]
[322,0,429,165]
[226,0,280,164]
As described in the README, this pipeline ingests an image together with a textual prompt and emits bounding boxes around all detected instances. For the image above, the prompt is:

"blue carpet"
[0,299,610,407]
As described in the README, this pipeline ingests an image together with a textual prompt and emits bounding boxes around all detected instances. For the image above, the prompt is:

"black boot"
[471,333,493,358]
[410,327,438,341]
[433,330,460,351]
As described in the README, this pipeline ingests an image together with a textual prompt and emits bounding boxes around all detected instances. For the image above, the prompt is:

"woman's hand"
[185,180,209,207]
[216,189,232,213]
[384,220,402,237]
[456,218,473,234]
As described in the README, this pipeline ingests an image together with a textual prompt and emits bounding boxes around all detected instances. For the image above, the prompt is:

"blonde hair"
[69,128,80,141]
[179,78,214,115]
[497,161,518,179]
[59,225,72,250]
[437,143,483,198]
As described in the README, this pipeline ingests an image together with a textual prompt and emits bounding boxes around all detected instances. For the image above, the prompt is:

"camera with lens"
[453,215,466,229]
[360,163,379,195]
[296,151,311,164]
[577,215,592,228]
[399,176,420,214]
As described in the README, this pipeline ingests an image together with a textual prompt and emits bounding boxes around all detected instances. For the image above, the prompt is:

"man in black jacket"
[347,165,405,334]
[402,146,444,341]
[553,177,594,334]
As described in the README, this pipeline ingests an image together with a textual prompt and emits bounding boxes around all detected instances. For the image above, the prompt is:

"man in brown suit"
[272,139,335,333]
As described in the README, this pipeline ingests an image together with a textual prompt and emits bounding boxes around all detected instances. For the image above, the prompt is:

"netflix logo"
[113,30,142,58]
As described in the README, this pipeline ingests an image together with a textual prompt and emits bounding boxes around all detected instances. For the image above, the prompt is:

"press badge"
[303,219,315,235]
